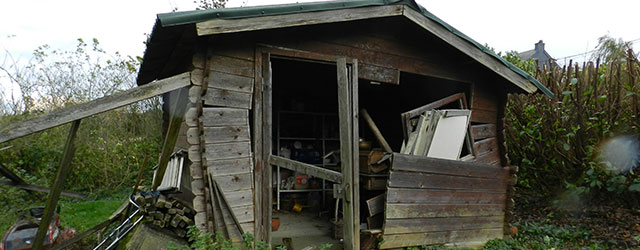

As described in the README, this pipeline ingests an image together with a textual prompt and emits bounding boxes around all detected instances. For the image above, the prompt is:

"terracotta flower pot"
[272,217,281,231]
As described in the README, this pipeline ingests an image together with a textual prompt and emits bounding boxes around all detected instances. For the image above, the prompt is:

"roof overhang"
[138,0,553,97]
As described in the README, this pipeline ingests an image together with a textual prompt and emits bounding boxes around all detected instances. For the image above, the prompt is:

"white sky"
[1,0,639,86]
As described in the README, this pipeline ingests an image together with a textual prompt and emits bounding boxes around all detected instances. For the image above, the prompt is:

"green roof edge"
[156,0,553,97]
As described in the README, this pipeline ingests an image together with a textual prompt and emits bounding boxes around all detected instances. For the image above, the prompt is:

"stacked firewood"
[133,193,195,238]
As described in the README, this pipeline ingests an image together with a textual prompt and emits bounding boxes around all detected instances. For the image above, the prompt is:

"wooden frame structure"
[0,72,191,249]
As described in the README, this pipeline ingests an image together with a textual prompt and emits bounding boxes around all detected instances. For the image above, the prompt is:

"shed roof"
[138,0,553,97]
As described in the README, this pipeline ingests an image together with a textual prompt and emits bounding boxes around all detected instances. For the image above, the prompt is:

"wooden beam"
[268,155,342,184]
[196,5,404,36]
[0,180,86,199]
[33,120,81,250]
[0,72,190,144]
[153,87,190,190]
[403,93,467,119]
[360,109,392,153]
[401,7,538,94]
[0,163,27,185]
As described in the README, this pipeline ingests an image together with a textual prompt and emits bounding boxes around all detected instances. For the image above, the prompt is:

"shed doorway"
[264,55,359,249]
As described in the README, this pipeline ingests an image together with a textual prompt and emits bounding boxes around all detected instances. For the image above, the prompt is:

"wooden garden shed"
[136,0,553,248]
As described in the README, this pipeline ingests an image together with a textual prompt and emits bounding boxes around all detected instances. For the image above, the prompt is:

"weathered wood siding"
[470,83,502,166]
[380,153,508,249]
[186,44,256,243]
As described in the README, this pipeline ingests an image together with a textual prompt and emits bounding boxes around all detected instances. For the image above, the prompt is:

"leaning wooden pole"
[33,119,81,250]
[152,87,189,190]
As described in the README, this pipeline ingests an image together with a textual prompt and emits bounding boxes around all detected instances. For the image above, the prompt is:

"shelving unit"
[275,111,340,210]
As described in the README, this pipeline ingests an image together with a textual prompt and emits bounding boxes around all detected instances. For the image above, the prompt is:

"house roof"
[137,0,553,97]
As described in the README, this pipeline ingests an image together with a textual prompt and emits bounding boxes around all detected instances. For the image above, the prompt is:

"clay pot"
[272,218,281,231]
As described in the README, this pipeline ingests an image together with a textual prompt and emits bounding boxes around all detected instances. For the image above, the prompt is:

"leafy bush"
[504,38,640,206]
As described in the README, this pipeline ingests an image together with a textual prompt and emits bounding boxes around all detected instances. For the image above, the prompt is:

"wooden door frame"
[253,45,359,250]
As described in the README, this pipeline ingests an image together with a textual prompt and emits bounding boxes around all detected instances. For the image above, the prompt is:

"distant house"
[519,40,558,69]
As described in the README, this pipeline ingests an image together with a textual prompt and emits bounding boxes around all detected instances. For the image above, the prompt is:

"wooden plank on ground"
[203,87,253,109]
[196,5,403,36]
[268,155,342,183]
[207,158,253,176]
[388,171,507,191]
[383,216,504,234]
[204,141,251,160]
[0,180,86,199]
[0,72,190,143]
[391,153,508,179]
[33,120,81,250]
[379,228,503,249]
[471,124,496,140]
[208,71,254,93]
[386,188,506,204]
[201,108,249,126]
[202,125,250,144]
[385,204,504,219]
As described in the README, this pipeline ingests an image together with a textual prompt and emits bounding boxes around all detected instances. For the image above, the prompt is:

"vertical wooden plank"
[337,58,357,250]
[153,87,190,190]
[350,59,360,250]
[252,48,264,241]
[262,52,273,244]
[33,120,81,250]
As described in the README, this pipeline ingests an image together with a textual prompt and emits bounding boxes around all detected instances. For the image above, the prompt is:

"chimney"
[535,40,545,52]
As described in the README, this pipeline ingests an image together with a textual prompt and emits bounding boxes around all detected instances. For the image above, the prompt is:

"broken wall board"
[391,154,509,179]
[207,158,253,176]
[383,215,504,234]
[381,153,508,249]
[201,126,251,144]
[388,171,507,192]
[379,228,503,249]
[204,142,252,160]
[201,108,249,126]
[208,71,254,93]
[386,188,506,205]
[203,88,253,109]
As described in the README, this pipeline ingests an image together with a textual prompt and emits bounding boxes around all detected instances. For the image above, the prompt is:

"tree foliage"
[0,39,163,209]
[505,36,640,207]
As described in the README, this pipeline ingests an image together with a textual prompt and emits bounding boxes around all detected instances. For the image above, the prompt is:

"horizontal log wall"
[187,43,257,242]
[380,153,508,249]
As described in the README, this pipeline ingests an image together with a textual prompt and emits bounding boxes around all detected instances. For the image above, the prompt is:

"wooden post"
[153,87,189,190]
[337,58,359,250]
[360,109,392,153]
[350,60,360,250]
[262,53,273,243]
[33,119,81,250]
